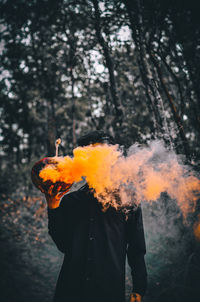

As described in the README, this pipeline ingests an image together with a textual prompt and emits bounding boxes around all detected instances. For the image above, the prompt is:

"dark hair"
[77,130,114,147]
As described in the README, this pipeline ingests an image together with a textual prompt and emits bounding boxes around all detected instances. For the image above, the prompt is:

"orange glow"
[39,142,200,213]
[194,215,200,241]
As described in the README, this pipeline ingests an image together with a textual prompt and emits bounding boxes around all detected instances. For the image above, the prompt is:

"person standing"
[44,131,147,302]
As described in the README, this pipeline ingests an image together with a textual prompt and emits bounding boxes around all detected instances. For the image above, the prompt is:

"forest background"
[0,0,200,301]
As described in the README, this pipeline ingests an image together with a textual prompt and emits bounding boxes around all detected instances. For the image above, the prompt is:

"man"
[45,130,147,302]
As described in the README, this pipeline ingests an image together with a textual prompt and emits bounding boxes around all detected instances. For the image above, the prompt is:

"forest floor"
[0,195,63,302]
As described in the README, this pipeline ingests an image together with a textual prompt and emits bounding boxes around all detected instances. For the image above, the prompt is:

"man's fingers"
[44,184,71,200]
[58,190,70,198]
[130,293,141,302]
[130,294,136,302]
[48,185,55,195]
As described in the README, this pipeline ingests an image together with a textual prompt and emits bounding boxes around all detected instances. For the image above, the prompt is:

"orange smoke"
[39,144,121,209]
[39,141,200,214]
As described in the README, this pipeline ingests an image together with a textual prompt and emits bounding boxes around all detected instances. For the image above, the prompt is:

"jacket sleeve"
[47,194,70,253]
[126,205,147,296]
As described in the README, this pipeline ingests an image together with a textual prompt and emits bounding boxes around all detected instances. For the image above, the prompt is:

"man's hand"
[130,292,142,302]
[38,184,69,209]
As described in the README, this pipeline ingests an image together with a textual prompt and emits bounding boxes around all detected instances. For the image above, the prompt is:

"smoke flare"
[39,141,200,214]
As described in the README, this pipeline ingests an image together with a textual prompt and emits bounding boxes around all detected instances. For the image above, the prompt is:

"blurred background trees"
[0,0,199,193]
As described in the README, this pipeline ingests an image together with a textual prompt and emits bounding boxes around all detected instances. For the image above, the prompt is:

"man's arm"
[43,186,70,253]
[126,205,147,300]
[47,198,68,253]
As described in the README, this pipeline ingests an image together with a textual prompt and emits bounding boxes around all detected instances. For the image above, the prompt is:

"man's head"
[77,130,114,147]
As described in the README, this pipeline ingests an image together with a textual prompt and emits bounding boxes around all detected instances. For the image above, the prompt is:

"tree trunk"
[92,0,122,124]
[47,99,57,157]
[124,0,164,136]
[70,68,76,149]
[150,52,191,158]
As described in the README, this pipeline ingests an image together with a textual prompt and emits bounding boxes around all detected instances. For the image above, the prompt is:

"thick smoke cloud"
[40,140,200,217]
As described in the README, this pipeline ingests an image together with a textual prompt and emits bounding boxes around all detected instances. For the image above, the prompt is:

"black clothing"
[48,185,147,302]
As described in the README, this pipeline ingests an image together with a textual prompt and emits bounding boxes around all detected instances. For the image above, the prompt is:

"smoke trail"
[39,140,200,216]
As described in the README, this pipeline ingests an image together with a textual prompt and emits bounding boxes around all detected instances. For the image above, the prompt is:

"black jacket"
[48,185,147,302]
